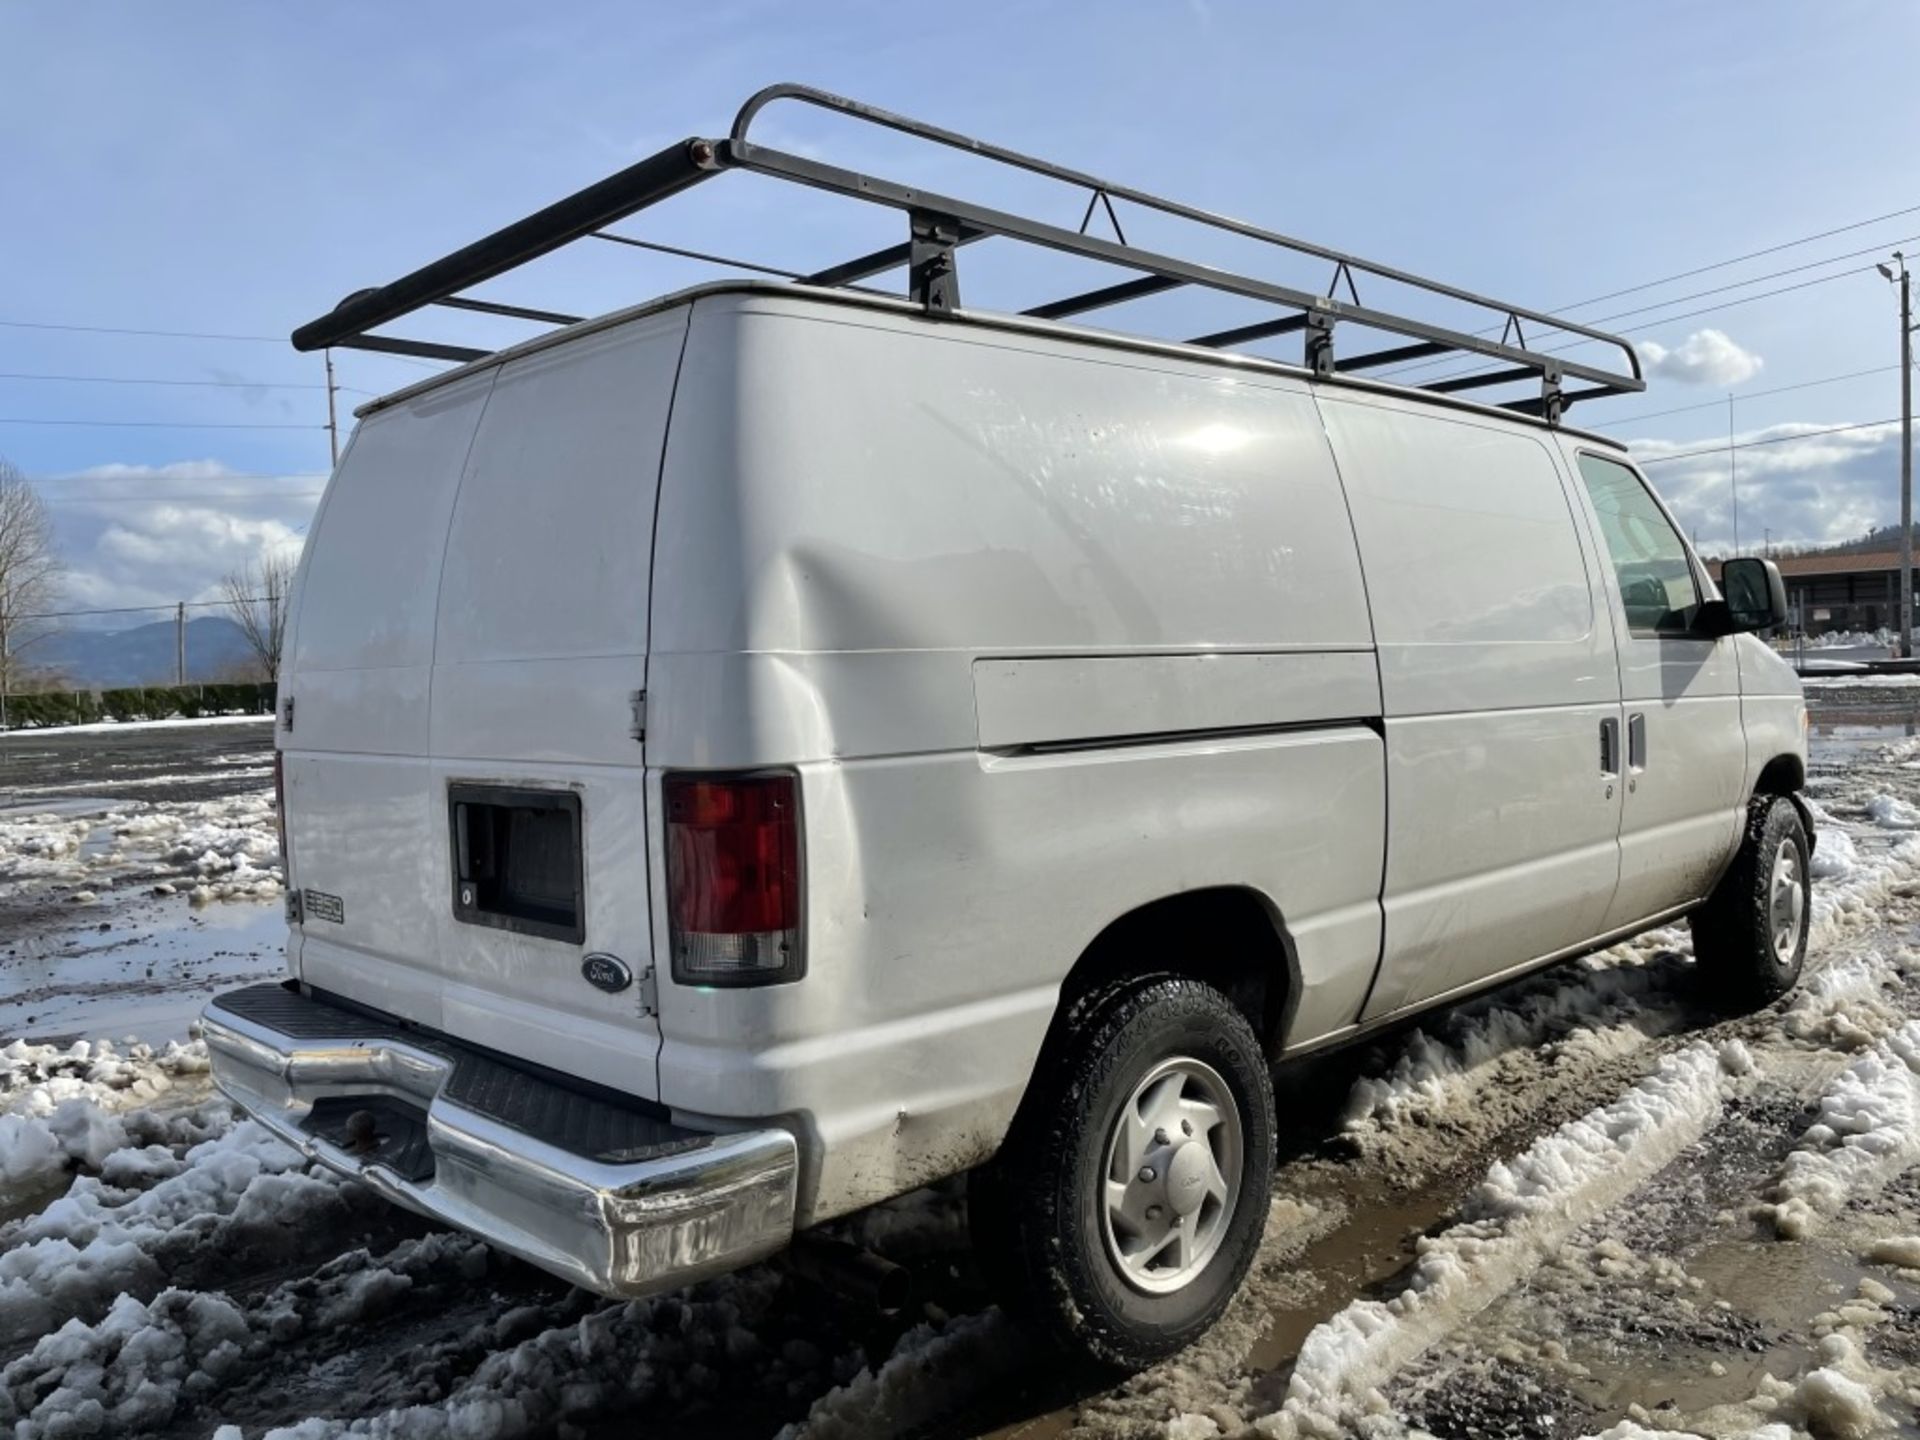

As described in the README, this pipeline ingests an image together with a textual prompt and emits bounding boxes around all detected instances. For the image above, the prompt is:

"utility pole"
[1728,394,1739,552]
[175,601,186,685]
[1879,254,1914,657]
[324,348,340,467]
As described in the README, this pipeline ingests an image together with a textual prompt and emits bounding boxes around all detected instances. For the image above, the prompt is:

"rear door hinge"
[285,889,303,925]
[629,689,646,743]
[637,959,658,1017]
[280,694,295,732]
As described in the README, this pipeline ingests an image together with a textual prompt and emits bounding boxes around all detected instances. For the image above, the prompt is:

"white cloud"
[1636,329,1765,387]
[1630,419,1900,555]
[32,462,322,622]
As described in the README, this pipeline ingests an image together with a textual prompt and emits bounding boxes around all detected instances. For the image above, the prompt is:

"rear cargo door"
[289,309,688,1101]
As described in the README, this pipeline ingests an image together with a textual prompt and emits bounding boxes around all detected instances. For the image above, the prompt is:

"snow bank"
[0,1038,213,1193]
[1805,628,1892,651]
[0,1233,482,1439]
[1865,793,1920,830]
[0,790,281,902]
[1255,1044,1738,1436]
[779,1310,1017,1440]
[0,1288,253,1438]
[0,813,95,882]
[1780,951,1907,1051]
[0,1115,368,1346]
[1761,1022,1920,1239]
[1341,932,1681,1136]
[7,713,272,738]
[1803,672,1920,688]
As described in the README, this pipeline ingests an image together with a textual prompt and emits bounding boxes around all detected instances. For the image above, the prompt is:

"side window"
[1577,453,1701,638]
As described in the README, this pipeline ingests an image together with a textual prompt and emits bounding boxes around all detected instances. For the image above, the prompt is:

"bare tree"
[0,460,62,729]
[222,549,297,682]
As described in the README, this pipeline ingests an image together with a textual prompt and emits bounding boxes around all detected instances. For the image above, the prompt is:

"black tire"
[1690,794,1812,1010]
[969,973,1275,1369]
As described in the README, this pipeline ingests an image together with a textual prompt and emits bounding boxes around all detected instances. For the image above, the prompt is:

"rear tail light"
[664,772,803,986]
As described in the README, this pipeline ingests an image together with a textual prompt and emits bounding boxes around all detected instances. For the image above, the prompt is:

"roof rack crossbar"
[1023,274,1183,321]
[591,231,808,280]
[432,296,585,326]
[335,334,490,365]
[803,225,990,287]
[1188,314,1311,349]
[1335,341,1451,373]
[293,81,1644,421]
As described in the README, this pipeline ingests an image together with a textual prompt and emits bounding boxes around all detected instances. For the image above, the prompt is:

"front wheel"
[970,974,1275,1368]
[1690,795,1812,1010]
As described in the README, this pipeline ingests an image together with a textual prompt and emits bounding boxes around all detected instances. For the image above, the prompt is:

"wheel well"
[1055,887,1298,1059]
[1755,753,1806,795]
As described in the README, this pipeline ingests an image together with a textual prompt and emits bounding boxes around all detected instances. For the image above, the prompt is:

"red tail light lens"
[664,773,803,986]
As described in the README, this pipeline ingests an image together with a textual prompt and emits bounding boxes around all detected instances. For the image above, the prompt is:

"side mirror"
[1719,556,1788,634]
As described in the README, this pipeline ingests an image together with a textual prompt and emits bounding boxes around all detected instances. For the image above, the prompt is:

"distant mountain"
[26,616,262,688]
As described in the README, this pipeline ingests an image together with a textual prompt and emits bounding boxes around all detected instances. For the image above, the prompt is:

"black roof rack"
[293,83,1644,424]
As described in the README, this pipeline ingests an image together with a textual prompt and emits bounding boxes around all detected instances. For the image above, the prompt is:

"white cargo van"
[206,86,1809,1366]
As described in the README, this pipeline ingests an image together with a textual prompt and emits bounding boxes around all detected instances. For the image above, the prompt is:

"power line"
[1554,202,1920,313]
[0,370,376,397]
[15,596,275,622]
[40,490,325,507]
[1608,364,1908,426]
[1582,237,1920,329]
[0,417,325,430]
[0,318,283,342]
[29,470,326,483]
[1380,215,1920,380]
[1403,264,1881,391]
[1634,417,1898,466]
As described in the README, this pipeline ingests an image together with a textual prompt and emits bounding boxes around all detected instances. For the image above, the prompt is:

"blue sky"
[4,1,1918,620]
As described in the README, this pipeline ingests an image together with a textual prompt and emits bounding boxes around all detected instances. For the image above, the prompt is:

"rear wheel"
[970,974,1275,1368]
[1690,795,1812,1009]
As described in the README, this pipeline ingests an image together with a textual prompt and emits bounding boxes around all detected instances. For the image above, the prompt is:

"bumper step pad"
[212,983,695,1164]
[201,982,797,1300]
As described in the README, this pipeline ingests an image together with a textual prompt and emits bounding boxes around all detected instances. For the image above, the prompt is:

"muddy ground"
[0,697,1916,1438]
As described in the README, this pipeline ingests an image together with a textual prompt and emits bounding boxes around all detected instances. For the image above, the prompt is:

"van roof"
[311,83,1643,435]
[352,280,1630,454]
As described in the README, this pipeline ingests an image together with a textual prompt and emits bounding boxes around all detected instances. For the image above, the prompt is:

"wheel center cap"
[1165,1140,1210,1217]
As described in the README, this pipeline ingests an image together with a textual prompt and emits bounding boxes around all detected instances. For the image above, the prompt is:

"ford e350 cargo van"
[205,85,1809,1366]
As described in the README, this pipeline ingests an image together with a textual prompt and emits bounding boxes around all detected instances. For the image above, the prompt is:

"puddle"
[0,898,285,1044]
[0,795,120,820]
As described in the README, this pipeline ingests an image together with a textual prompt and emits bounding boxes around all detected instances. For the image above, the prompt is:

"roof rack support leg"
[1304,308,1336,378]
[908,211,963,314]
[1540,362,1565,426]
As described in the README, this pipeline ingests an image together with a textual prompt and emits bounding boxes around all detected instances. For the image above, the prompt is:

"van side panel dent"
[650,294,1384,1221]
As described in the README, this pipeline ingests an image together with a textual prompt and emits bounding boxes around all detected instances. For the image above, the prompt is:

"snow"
[1802,672,1920,687]
[1259,1044,1737,1435]
[778,1311,1015,1440]
[4,713,273,739]
[0,1038,215,1193]
[1760,1021,1920,1240]
[1864,1235,1920,1270]
[0,791,281,903]
[1805,628,1893,650]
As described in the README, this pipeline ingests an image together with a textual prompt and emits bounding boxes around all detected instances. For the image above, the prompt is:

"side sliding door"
[1317,396,1627,1021]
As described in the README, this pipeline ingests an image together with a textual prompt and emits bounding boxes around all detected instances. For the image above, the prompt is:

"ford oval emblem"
[581,953,633,994]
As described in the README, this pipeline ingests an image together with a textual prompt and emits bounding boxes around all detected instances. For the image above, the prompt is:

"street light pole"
[1881,253,1914,658]
[1903,261,1914,659]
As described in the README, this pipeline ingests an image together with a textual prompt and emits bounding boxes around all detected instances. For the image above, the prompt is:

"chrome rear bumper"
[201,983,796,1298]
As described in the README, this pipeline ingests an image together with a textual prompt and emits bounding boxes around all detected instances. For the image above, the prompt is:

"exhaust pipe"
[783,1236,912,1316]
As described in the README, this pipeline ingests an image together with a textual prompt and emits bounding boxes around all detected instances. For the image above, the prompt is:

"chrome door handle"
[1627,713,1646,771]
[1600,717,1621,775]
